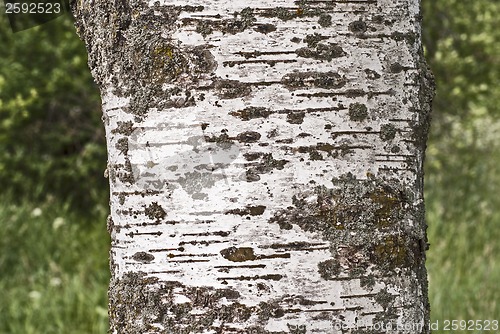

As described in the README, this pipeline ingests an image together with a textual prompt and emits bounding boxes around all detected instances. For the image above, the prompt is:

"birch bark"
[72,0,434,332]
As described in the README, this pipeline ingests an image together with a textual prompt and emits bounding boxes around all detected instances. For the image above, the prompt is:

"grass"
[0,197,110,334]
[424,114,500,333]
[426,200,500,332]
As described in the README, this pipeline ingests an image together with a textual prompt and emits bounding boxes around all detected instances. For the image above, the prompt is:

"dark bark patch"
[389,62,404,73]
[374,288,396,310]
[108,272,160,333]
[243,152,264,161]
[391,145,401,153]
[269,212,293,230]
[145,202,166,221]
[368,187,405,228]
[114,159,135,184]
[229,107,272,121]
[115,137,129,156]
[219,274,283,281]
[268,177,419,277]
[214,79,252,99]
[372,15,384,24]
[282,71,347,90]
[391,31,416,45]
[309,150,323,161]
[112,121,135,135]
[191,7,257,36]
[379,123,397,141]
[243,153,289,182]
[225,205,266,216]
[108,273,260,333]
[318,259,341,280]
[345,89,367,98]
[254,23,277,34]
[196,21,213,37]
[267,128,279,139]
[286,111,305,124]
[260,5,321,21]
[411,58,435,148]
[349,20,367,34]
[114,27,214,115]
[244,169,261,182]
[132,252,155,263]
[364,68,381,80]
[318,14,332,27]
[269,7,295,21]
[298,143,336,154]
[234,7,256,30]
[178,5,205,12]
[203,130,235,149]
[391,31,405,41]
[237,131,261,143]
[147,43,189,83]
[142,43,217,85]
[296,43,346,61]
[264,241,325,251]
[190,46,218,73]
[106,215,115,234]
[371,235,423,271]
[220,247,257,262]
[304,33,328,47]
[348,103,368,122]
[260,153,289,171]
[360,274,376,289]
[258,301,285,320]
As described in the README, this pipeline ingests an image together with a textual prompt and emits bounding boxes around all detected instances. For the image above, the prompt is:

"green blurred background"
[0,1,498,333]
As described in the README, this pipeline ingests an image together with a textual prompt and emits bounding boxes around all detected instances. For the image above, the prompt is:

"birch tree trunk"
[72,0,434,332]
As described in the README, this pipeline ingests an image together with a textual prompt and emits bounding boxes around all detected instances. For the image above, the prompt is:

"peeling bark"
[72,0,434,332]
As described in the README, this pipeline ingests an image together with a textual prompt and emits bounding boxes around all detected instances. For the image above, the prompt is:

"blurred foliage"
[422,0,500,239]
[423,0,499,126]
[0,13,106,213]
[422,0,500,327]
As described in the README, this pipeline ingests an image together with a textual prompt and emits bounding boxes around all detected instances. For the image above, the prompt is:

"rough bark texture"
[73,0,434,333]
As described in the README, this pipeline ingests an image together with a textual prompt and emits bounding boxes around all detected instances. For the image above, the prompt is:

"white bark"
[73,0,434,333]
